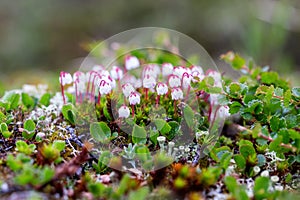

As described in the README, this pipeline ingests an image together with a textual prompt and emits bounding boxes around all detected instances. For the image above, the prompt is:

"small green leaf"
[103,105,112,121]
[39,93,51,106]
[128,187,149,200]
[0,122,8,132]
[135,145,151,163]
[284,89,291,107]
[208,87,222,94]
[274,87,283,97]
[239,144,256,159]
[285,114,298,129]
[154,119,171,135]
[219,152,232,169]
[232,54,246,70]
[52,140,66,152]
[167,121,180,140]
[278,129,290,144]
[183,105,194,128]
[90,122,111,143]
[132,124,147,144]
[261,71,278,85]
[2,91,20,110]
[229,102,242,114]
[291,87,300,98]
[88,182,106,198]
[22,93,35,109]
[67,110,76,125]
[24,119,36,132]
[117,174,131,195]
[62,103,77,125]
[234,154,246,170]
[254,177,270,200]
[149,129,159,146]
[0,111,6,123]
[225,176,249,200]
[228,82,241,98]
[270,116,280,132]
[269,135,283,153]
[2,130,12,138]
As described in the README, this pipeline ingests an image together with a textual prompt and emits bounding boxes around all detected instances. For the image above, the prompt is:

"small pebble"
[261,170,269,177]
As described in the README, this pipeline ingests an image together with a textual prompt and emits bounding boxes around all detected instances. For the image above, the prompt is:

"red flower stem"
[174,100,177,116]
[208,103,213,122]
[75,82,78,104]
[97,92,101,105]
[118,79,121,93]
[131,104,135,117]
[145,88,148,100]
[234,124,296,152]
[80,93,83,103]
[60,75,66,104]
[156,95,160,108]
[91,75,97,102]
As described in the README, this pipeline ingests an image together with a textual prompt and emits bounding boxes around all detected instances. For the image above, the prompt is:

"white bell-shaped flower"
[156,82,168,95]
[168,74,181,88]
[122,83,135,97]
[99,80,112,95]
[125,55,140,70]
[181,72,192,89]
[59,72,73,86]
[162,63,173,77]
[110,66,123,80]
[143,74,156,89]
[128,92,140,105]
[171,87,183,100]
[118,105,130,118]
[191,65,204,75]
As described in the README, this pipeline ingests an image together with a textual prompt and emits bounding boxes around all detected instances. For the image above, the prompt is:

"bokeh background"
[0,0,299,94]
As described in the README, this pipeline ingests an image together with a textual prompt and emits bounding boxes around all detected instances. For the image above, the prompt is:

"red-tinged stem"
[174,100,177,116]
[60,75,66,104]
[131,104,135,117]
[91,75,97,102]
[97,92,101,105]
[75,82,78,104]
[209,105,221,126]
[234,124,297,152]
[208,103,213,122]
[118,79,121,93]
[156,95,160,108]
[166,90,170,98]
[144,88,148,100]
[80,93,83,103]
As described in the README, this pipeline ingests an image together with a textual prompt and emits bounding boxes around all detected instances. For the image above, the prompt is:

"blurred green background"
[0,0,299,92]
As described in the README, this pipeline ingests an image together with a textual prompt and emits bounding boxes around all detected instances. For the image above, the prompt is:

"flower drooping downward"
[118,105,130,118]
[59,71,73,104]
[125,55,140,71]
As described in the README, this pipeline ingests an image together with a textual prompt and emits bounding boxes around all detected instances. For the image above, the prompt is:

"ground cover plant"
[0,38,299,199]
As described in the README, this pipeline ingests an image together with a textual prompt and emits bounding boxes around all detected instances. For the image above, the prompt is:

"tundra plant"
[59,28,229,171]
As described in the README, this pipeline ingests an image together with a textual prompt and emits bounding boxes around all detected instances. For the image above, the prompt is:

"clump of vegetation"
[0,36,299,199]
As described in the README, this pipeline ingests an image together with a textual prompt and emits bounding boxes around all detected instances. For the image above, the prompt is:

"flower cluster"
[59,55,229,120]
